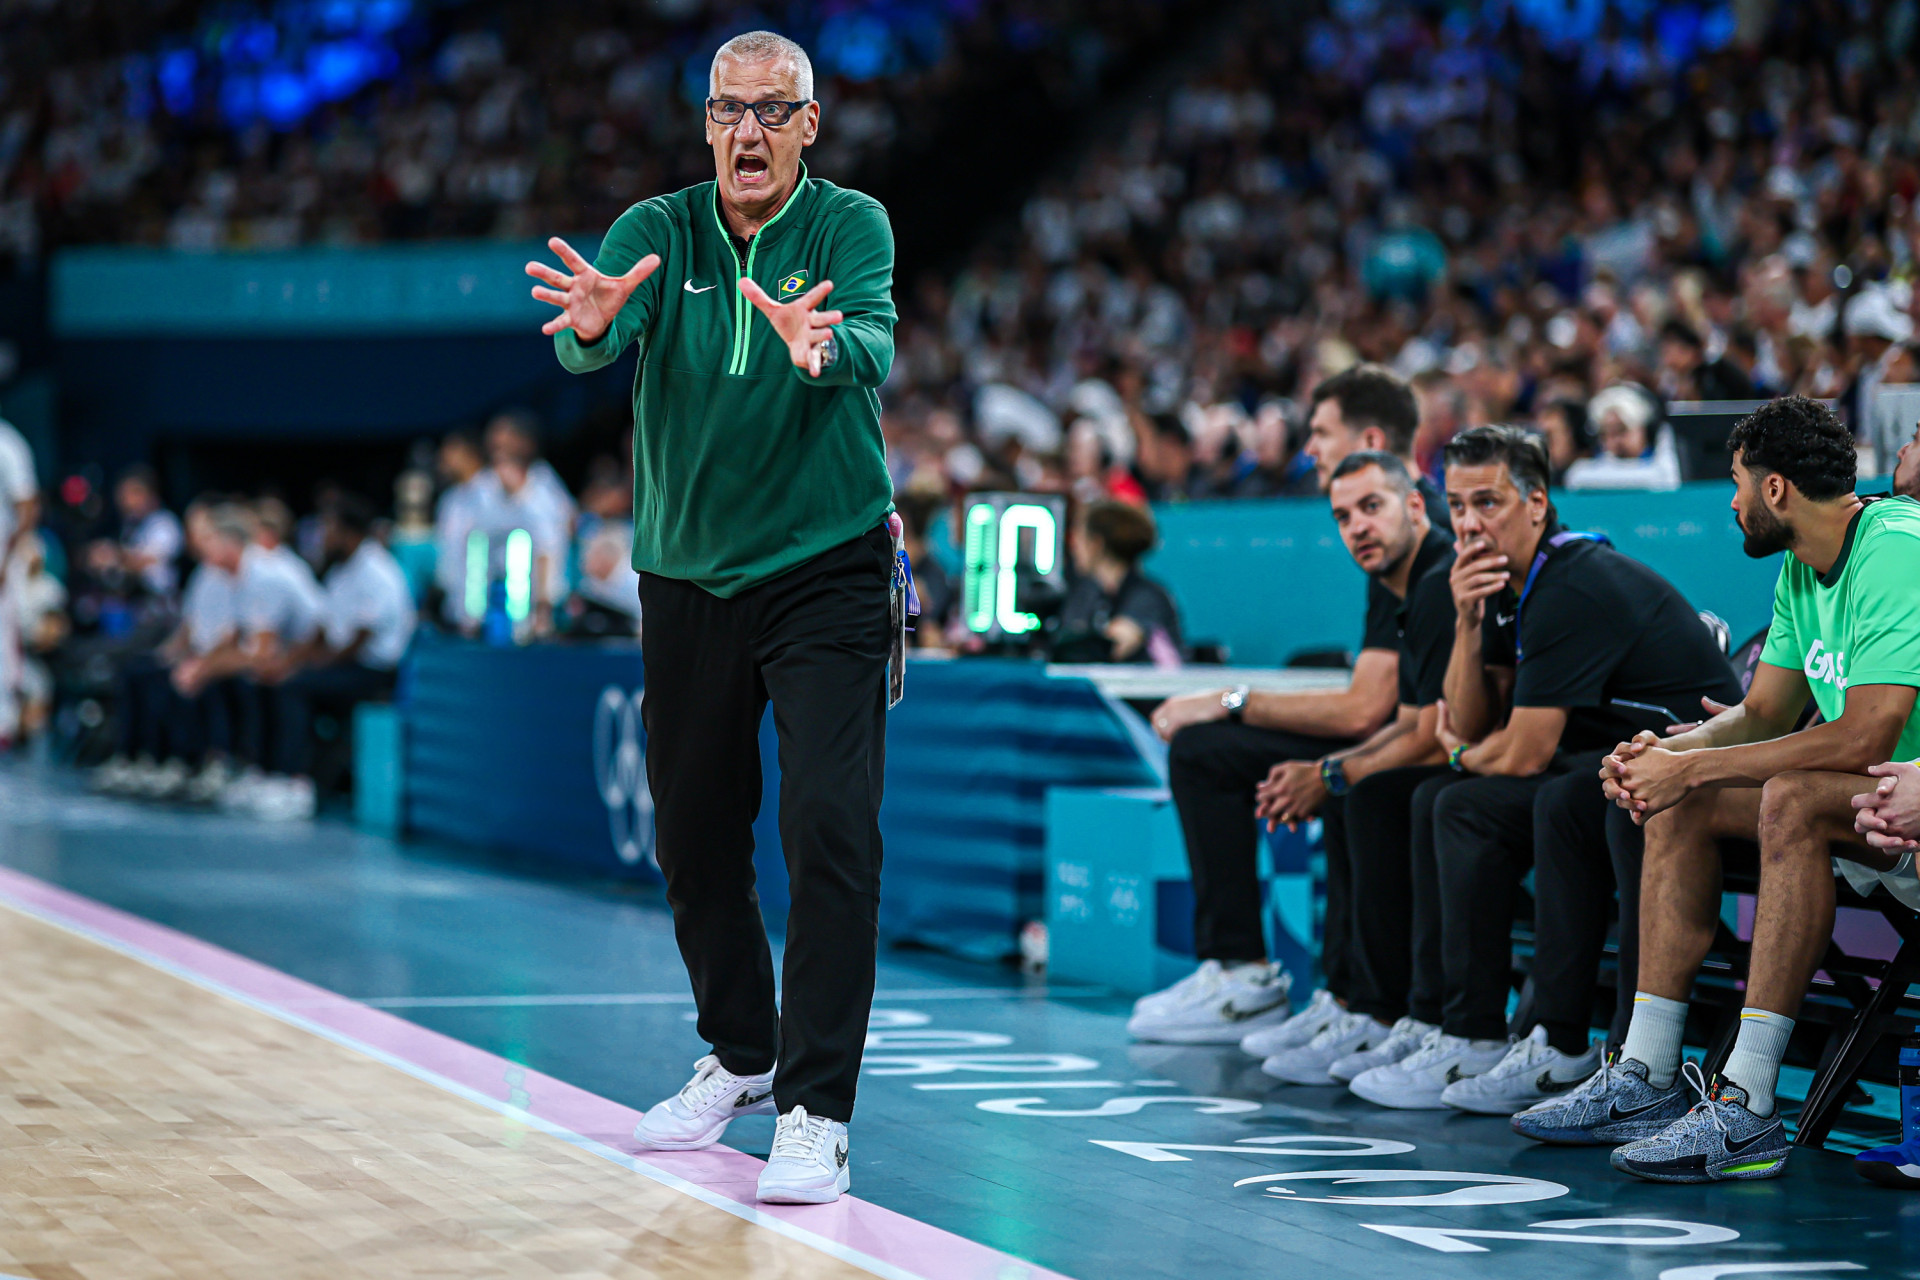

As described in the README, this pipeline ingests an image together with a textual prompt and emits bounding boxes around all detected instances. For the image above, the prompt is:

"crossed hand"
[527,236,842,373]
[1853,760,1920,855]
[1598,696,1730,824]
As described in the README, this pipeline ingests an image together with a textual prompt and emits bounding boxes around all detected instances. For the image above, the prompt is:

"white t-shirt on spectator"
[180,563,238,655]
[125,508,184,597]
[0,419,36,548]
[433,475,487,605]
[1562,424,1684,492]
[469,466,574,603]
[236,544,325,644]
[323,539,417,670]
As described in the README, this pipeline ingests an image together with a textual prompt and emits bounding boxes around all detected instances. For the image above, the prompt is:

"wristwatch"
[1220,685,1251,720]
[1319,757,1350,796]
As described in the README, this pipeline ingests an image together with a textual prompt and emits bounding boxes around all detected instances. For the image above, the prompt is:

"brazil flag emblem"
[777,270,810,298]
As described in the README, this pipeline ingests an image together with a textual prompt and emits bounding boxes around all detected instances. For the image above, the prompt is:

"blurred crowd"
[878,0,1920,506]
[0,0,1165,256]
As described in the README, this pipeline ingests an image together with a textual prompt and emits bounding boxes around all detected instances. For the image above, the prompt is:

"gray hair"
[206,503,256,548]
[710,31,814,101]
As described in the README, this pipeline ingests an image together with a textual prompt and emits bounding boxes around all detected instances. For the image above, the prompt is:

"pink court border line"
[0,865,1072,1280]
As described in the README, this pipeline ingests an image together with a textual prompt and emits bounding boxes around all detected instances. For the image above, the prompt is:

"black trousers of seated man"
[1427,751,1610,1042]
[1523,771,1643,1053]
[638,526,892,1123]
[265,662,397,777]
[116,654,240,765]
[1343,765,1458,1026]
[1167,720,1353,985]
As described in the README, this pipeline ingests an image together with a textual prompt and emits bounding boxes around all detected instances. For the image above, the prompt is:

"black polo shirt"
[1395,530,1457,707]
[1481,528,1743,753]
[1361,478,1452,654]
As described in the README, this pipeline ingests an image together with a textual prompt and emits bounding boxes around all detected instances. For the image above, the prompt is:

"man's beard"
[1741,505,1794,558]
[1367,531,1416,580]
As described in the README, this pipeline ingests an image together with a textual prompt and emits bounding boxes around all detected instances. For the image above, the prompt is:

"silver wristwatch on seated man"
[1221,685,1250,721]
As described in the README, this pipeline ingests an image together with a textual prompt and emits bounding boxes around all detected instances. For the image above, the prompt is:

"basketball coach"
[529,30,895,1205]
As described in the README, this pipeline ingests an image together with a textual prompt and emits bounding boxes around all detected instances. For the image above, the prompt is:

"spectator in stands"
[470,412,574,636]
[0,411,38,746]
[892,492,953,649]
[1055,501,1180,666]
[93,501,243,801]
[567,468,641,639]
[433,431,487,625]
[1131,366,1440,1045]
[1342,426,1739,1114]
[1527,398,1920,1184]
[1564,384,1682,492]
[256,495,416,821]
[85,465,182,600]
[1534,399,1592,485]
[1240,451,1455,1084]
[1659,321,1754,403]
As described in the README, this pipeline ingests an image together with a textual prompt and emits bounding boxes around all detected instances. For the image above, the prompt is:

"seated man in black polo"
[1345,426,1741,1112]
[1244,450,1456,1082]
[1132,367,1449,1045]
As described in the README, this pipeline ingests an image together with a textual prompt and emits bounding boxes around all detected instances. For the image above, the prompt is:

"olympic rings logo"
[592,684,656,867]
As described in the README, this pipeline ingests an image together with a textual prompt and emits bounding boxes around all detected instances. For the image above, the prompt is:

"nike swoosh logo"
[1607,1097,1671,1122]
[685,281,716,293]
[1494,612,1515,626]
[1723,1125,1778,1155]
[1444,1064,1465,1084]
[734,1089,773,1109]
[1535,1070,1582,1094]
[1218,998,1284,1023]
[835,1144,848,1168]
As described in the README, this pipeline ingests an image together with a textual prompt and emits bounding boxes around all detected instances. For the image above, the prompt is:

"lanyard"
[1513,530,1609,663]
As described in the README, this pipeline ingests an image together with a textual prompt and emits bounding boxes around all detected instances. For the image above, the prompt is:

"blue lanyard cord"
[1513,530,1610,663]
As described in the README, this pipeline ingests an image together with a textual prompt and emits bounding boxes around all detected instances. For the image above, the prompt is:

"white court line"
[333,985,1112,1009]
[913,1080,1128,1091]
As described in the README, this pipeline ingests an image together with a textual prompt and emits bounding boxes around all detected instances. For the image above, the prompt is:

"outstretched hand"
[526,237,660,342]
[738,278,842,375]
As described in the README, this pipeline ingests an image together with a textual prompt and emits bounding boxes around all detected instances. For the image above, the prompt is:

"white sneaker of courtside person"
[1328,1016,1435,1084]
[248,775,316,821]
[1440,1025,1602,1115]
[757,1106,850,1204]
[1240,987,1343,1058]
[1126,960,1291,1044]
[1348,1028,1508,1110]
[633,1055,776,1151]
[1261,1010,1393,1085]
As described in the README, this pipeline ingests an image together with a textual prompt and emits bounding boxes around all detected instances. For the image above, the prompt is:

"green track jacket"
[553,165,896,597]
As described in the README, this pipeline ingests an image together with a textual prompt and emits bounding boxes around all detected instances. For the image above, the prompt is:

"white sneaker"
[1126,960,1292,1044]
[248,775,316,821]
[1440,1025,1603,1116]
[218,767,267,813]
[1348,1028,1509,1110]
[633,1055,776,1151]
[137,757,191,800]
[756,1106,850,1204]
[1240,987,1342,1058]
[182,758,235,805]
[89,754,138,794]
[1327,1016,1435,1083]
[1261,1010,1393,1085]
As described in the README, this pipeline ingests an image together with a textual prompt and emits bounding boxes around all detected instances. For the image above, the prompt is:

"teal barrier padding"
[52,237,603,337]
[1148,481,1799,666]
[352,703,404,835]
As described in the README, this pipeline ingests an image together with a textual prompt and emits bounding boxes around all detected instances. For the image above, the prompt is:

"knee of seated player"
[1756,771,1846,855]
[1429,783,1514,876]
[1166,719,1237,776]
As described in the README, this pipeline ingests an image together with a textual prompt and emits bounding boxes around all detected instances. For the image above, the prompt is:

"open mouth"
[735,154,769,182]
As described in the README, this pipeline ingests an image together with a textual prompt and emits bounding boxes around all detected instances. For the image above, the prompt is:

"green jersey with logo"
[1759,496,1920,760]
[554,165,895,597]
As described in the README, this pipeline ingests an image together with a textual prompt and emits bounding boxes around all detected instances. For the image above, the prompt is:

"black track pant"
[1167,720,1352,978]
[1344,765,1457,1025]
[1528,765,1634,1054]
[1430,753,1606,1041]
[638,527,891,1123]
[267,662,395,776]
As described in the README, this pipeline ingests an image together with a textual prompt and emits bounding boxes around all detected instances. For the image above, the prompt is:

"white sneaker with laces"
[248,775,316,821]
[756,1106,850,1204]
[138,757,191,800]
[218,767,267,813]
[1261,1010,1392,1084]
[1327,1016,1434,1083]
[1440,1025,1603,1115]
[1240,987,1342,1058]
[633,1055,776,1151]
[182,758,235,805]
[89,755,138,794]
[1348,1028,1509,1110]
[1126,960,1292,1044]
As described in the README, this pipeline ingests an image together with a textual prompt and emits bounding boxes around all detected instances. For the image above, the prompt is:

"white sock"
[1722,1008,1794,1116]
[1619,992,1688,1088]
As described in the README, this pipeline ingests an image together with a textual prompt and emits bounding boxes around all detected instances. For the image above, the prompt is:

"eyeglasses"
[707,98,810,127]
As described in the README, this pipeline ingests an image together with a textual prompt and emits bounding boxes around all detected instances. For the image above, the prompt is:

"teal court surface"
[1,761,1915,1279]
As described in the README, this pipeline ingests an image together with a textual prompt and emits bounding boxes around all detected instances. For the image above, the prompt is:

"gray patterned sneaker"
[1509,1052,1690,1146]
[1610,1066,1789,1184]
